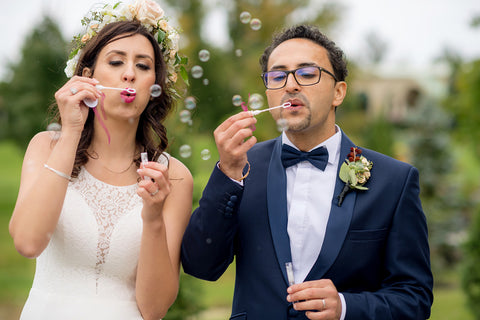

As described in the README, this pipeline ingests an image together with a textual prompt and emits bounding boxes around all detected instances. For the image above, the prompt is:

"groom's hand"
[287,279,342,320]
[214,111,257,181]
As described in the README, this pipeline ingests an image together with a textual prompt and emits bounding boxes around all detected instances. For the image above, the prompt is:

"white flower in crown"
[64,0,188,90]
[65,51,81,78]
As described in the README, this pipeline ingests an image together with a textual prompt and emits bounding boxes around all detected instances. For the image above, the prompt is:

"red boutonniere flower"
[337,147,373,207]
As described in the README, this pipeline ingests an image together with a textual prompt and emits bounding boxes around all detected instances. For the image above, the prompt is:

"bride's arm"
[10,77,97,259]
[135,156,193,320]
[9,130,81,258]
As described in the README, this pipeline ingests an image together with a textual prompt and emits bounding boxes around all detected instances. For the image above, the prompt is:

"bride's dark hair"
[53,20,174,178]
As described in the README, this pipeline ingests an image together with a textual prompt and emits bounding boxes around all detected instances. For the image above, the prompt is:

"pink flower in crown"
[133,0,164,28]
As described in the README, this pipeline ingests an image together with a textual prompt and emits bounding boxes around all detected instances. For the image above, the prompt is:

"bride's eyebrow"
[105,50,154,62]
[135,54,154,62]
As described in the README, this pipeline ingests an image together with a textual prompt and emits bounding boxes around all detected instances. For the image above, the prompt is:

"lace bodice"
[20,154,169,319]
[70,168,142,292]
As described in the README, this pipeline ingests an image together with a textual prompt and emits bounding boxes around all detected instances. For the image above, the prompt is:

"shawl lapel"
[306,132,357,280]
[266,136,292,285]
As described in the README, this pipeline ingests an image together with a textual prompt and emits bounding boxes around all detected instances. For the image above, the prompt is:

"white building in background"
[350,70,449,123]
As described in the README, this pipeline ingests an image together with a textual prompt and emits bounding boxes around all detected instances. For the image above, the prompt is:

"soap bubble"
[184,96,196,110]
[276,118,289,132]
[232,94,243,107]
[179,110,191,123]
[198,49,210,62]
[250,18,262,31]
[47,122,61,131]
[47,122,61,140]
[179,144,192,158]
[150,84,162,97]
[240,11,252,24]
[191,65,203,79]
[200,149,211,160]
[248,93,264,110]
[203,78,209,86]
[235,49,243,57]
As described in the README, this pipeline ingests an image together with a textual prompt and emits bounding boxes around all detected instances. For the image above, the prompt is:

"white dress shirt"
[283,126,346,320]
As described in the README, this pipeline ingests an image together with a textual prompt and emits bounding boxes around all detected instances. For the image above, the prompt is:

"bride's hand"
[54,76,102,134]
[137,161,171,221]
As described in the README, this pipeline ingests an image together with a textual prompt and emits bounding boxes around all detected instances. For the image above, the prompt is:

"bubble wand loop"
[250,102,291,116]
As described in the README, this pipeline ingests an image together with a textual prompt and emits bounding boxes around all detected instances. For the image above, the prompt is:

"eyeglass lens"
[264,67,321,89]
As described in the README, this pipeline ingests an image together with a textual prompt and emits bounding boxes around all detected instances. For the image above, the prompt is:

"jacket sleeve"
[343,167,434,320]
[181,165,243,281]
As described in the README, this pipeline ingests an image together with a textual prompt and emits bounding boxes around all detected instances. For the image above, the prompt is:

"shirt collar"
[281,125,342,165]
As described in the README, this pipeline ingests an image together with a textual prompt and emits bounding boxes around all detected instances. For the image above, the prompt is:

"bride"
[8,1,192,319]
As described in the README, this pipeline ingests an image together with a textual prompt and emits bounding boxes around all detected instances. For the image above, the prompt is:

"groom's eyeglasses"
[261,66,338,90]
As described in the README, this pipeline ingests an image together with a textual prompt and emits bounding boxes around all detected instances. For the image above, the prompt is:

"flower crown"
[65,0,188,89]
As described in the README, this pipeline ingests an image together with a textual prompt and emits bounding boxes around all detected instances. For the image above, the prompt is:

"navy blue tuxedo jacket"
[181,132,433,320]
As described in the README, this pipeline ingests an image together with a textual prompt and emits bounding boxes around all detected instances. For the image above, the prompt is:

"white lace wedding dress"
[20,155,168,320]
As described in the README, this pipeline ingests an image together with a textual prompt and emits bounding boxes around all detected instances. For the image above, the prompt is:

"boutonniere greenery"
[337,147,373,207]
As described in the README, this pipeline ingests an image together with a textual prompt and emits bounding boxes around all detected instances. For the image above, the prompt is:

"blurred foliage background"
[1,0,479,319]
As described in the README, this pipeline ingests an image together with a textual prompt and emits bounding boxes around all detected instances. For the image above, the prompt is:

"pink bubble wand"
[82,85,137,144]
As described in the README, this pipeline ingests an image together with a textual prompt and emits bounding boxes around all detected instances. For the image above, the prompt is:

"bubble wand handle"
[96,85,136,94]
[250,102,291,116]
[140,152,151,181]
[285,262,295,286]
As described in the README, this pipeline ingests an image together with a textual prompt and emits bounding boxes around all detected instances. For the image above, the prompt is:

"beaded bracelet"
[44,164,72,181]
[238,161,250,181]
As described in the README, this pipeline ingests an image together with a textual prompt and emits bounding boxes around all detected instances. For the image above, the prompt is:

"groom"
[181,25,433,320]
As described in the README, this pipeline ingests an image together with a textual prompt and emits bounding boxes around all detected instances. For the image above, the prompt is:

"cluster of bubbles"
[180,11,266,161]
[177,95,211,160]
[179,144,211,161]
[231,93,264,110]
[191,49,211,86]
[178,96,197,126]
[239,11,262,31]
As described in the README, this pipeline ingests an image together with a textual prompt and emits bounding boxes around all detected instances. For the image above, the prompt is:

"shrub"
[462,207,480,317]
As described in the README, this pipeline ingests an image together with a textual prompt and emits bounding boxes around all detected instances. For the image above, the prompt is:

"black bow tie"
[281,144,329,171]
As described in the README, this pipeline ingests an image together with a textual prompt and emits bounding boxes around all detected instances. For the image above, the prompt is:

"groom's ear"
[333,81,347,108]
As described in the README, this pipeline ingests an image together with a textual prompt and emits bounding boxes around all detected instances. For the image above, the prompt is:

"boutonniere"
[337,147,373,207]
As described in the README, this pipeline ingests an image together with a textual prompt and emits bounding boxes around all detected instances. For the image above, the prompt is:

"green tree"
[165,0,343,139]
[0,16,67,149]
[444,58,480,158]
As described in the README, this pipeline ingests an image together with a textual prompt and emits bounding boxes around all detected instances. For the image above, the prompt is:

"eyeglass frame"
[261,66,338,90]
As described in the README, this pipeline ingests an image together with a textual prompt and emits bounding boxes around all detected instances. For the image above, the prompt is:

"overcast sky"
[1,0,479,79]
